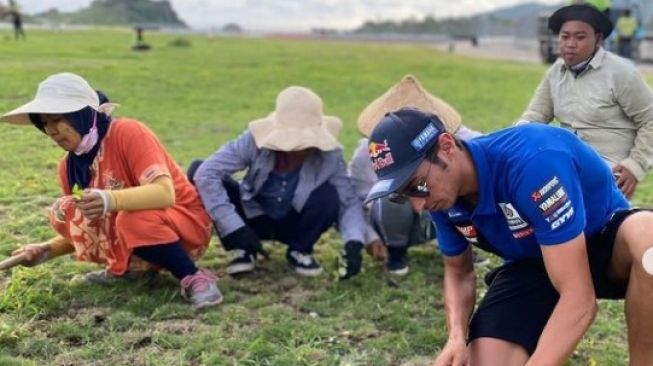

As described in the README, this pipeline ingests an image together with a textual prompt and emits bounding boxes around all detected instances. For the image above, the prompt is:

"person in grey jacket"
[520,4,653,198]
[351,75,484,275]
[191,86,366,278]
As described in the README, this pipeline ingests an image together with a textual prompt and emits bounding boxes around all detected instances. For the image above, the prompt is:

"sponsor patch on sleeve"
[455,224,478,243]
[538,186,567,215]
[531,176,559,202]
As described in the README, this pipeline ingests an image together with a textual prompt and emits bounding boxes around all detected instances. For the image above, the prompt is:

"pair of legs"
[220,176,339,274]
[466,210,653,365]
[50,197,220,308]
[369,197,486,275]
[369,196,435,274]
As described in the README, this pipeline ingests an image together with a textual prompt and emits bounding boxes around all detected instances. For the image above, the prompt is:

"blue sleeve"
[511,151,586,245]
[431,211,469,256]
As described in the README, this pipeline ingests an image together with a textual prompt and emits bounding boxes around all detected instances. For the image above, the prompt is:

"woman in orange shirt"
[2,72,221,309]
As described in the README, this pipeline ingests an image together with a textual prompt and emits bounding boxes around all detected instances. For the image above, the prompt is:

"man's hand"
[223,225,267,258]
[613,165,638,199]
[340,241,364,280]
[432,338,470,366]
[365,239,387,262]
[11,243,51,267]
[74,190,107,220]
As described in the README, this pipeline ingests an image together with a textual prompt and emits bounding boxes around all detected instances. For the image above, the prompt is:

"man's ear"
[437,133,456,155]
[595,32,604,48]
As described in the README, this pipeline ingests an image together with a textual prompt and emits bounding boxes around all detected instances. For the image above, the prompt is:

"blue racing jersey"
[432,124,629,261]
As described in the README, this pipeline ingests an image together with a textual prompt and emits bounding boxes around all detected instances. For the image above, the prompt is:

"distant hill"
[32,0,186,28]
[354,2,562,37]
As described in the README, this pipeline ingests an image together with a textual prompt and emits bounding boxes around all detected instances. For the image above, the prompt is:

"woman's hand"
[75,190,108,220]
[11,243,51,267]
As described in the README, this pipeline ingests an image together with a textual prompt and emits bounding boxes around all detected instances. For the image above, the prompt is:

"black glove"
[222,225,269,259]
[339,240,364,280]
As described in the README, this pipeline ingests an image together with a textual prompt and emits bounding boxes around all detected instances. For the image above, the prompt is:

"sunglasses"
[389,178,430,203]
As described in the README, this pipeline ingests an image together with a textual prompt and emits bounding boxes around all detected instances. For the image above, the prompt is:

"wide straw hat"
[1,72,117,124]
[248,86,342,151]
[356,75,462,137]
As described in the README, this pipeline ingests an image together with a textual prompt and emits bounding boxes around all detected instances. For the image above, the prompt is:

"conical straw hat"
[357,74,461,136]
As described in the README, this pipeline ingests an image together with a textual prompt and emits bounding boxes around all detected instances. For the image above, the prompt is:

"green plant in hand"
[72,184,83,200]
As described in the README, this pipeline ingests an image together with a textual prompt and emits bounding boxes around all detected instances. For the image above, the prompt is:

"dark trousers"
[618,37,633,59]
[221,177,339,254]
[133,242,198,280]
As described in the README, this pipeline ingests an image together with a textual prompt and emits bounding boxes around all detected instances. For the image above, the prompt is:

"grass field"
[0,28,651,365]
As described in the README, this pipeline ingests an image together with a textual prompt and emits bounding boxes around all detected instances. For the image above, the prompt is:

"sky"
[15,0,564,31]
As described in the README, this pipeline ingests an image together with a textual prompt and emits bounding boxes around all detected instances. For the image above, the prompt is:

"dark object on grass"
[169,38,192,48]
[132,26,152,51]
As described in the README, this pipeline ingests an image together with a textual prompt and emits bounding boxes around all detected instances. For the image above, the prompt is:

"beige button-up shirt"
[521,47,653,181]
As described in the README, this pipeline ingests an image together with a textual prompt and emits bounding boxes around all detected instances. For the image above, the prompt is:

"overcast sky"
[15,0,564,31]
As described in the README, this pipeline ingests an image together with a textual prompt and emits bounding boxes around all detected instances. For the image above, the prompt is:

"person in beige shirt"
[521,4,653,198]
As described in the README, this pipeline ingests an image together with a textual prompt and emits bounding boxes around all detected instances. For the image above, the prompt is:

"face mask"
[73,111,98,156]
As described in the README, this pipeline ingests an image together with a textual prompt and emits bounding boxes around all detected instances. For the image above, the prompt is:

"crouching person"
[349,75,484,275]
[192,86,366,278]
[2,73,221,309]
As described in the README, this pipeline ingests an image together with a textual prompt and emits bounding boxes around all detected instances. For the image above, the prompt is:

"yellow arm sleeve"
[106,175,175,212]
[45,236,75,257]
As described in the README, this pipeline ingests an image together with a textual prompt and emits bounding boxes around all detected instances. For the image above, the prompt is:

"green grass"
[0,28,648,365]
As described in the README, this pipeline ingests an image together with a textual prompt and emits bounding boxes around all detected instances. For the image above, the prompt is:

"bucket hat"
[1,72,117,124]
[249,86,342,151]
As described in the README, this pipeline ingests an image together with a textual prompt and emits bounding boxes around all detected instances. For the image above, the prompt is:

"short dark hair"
[424,133,462,166]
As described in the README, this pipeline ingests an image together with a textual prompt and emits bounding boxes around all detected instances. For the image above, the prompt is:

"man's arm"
[433,246,476,366]
[330,154,367,244]
[194,131,256,237]
[520,67,555,124]
[526,233,597,366]
[615,67,653,181]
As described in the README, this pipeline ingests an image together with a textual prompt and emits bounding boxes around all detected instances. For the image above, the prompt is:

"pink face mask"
[73,111,98,156]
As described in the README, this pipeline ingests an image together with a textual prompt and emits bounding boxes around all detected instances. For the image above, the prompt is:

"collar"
[560,47,607,76]
[460,139,496,216]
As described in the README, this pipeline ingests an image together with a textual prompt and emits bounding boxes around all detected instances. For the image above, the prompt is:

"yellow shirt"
[566,0,610,11]
[616,16,638,38]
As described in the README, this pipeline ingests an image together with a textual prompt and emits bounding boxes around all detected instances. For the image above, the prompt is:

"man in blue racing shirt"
[365,107,653,365]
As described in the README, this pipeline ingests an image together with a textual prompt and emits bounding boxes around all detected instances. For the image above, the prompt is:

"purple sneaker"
[180,269,223,309]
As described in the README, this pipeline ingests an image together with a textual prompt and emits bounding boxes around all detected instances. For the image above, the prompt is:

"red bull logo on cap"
[369,140,391,158]
[369,139,394,171]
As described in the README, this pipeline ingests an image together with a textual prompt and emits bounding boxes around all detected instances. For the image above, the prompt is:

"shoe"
[287,250,323,276]
[472,252,490,267]
[83,269,160,286]
[386,246,409,276]
[180,269,223,309]
[226,249,255,275]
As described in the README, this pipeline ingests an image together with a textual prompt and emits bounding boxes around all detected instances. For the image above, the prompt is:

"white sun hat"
[248,86,342,152]
[1,72,118,125]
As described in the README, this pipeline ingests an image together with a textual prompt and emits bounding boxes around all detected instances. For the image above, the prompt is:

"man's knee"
[615,211,653,277]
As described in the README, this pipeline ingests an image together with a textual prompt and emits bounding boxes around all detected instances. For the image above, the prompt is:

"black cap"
[548,4,613,39]
[365,107,445,203]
